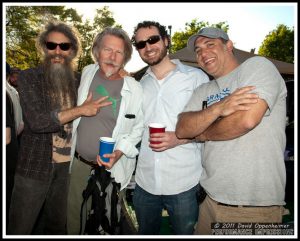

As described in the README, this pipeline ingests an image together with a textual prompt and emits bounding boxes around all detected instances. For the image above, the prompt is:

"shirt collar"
[145,58,189,77]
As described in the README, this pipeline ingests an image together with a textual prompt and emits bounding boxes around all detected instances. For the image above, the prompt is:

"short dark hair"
[36,21,82,61]
[131,21,170,49]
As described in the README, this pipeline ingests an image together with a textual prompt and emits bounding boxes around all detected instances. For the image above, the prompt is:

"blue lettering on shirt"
[206,88,231,106]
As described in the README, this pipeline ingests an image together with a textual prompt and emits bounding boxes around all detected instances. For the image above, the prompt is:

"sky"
[64,2,296,72]
[2,3,298,236]
[3,2,296,72]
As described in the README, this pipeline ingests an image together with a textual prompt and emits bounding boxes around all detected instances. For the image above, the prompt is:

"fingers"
[95,96,110,104]
[96,155,112,169]
[235,95,259,105]
[86,92,93,101]
[96,154,116,166]
[220,90,259,116]
[95,96,112,109]
[233,86,255,94]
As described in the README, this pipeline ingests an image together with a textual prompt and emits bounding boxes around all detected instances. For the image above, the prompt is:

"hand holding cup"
[148,123,166,144]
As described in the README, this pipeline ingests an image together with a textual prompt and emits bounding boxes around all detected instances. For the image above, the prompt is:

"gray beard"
[104,70,113,78]
[44,55,76,109]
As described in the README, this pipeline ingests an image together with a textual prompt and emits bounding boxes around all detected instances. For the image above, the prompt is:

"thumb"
[86,92,93,102]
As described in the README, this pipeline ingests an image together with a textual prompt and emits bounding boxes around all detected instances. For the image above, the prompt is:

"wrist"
[211,101,222,118]
[74,105,83,117]
[114,149,123,160]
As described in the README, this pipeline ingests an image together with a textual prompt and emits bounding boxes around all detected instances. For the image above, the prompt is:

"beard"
[43,54,77,109]
[100,60,121,78]
[142,46,168,66]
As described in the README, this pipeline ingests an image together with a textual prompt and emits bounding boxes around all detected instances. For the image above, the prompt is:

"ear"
[164,36,169,48]
[226,40,234,52]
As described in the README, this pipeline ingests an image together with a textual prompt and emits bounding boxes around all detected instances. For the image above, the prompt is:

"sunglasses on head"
[45,42,72,51]
[135,35,161,49]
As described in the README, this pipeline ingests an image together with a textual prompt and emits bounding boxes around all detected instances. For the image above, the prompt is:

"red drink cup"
[148,123,166,144]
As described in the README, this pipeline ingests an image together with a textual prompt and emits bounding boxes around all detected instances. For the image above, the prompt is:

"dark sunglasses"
[135,35,161,49]
[45,42,72,51]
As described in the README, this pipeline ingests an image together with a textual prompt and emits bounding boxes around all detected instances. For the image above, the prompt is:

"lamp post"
[168,25,172,53]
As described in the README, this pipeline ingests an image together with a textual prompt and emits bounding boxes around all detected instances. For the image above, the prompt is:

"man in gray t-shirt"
[67,28,144,234]
[176,27,287,235]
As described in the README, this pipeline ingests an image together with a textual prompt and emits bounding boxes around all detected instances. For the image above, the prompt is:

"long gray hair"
[91,27,132,66]
[36,21,82,67]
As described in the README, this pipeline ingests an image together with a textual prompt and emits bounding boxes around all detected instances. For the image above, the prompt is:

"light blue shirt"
[135,59,209,195]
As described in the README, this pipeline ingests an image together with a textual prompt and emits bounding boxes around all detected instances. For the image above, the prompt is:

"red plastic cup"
[148,123,166,144]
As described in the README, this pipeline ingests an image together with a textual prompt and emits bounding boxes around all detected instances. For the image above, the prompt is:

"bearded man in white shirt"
[131,21,209,235]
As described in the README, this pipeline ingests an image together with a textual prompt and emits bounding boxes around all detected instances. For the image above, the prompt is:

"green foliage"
[6,5,121,72]
[170,19,229,53]
[258,24,294,63]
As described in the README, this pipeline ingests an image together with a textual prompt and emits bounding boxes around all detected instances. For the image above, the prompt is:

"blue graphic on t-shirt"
[207,87,231,106]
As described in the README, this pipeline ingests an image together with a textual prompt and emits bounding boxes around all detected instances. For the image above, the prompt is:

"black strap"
[79,166,120,235]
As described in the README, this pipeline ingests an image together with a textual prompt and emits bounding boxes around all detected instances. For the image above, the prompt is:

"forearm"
[57,106,83,125]
[6,127,11,145]
[197,111,251,141]
[198,99,267,141]
[176,104,221,139]
[178,137,194,145]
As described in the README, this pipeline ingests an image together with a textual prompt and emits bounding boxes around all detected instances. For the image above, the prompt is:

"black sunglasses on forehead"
[135,35,161,49]
[45,42,72,51]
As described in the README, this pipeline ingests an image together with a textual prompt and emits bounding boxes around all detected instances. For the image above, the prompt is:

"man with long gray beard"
[8,21,111,235]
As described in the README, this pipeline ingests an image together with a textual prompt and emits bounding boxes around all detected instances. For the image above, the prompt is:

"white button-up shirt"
[70,64,144,190]
[135,59,209,195]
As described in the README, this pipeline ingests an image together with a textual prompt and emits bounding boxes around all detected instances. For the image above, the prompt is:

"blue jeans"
[7,162,70,234]
[133,184,200,235]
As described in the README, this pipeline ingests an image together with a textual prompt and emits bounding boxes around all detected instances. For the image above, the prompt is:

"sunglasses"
[45,42,72,51]
[134,35,161,49]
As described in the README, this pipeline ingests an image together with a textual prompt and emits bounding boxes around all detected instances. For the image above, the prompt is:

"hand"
[80,92,112,116]
[149,131,186,152]
[216,86,259,117]
[96,150,123,169]
[118,68,130,77]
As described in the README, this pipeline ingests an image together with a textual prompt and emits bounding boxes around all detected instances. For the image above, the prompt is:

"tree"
[258,24,294,63]
[6,6,82,69]
[76,6,122,71]
[170,19,229,53]
[6,5,121,72]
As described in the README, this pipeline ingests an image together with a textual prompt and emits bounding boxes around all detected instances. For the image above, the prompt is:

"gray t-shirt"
[76,70,123,161]
[183,57,287,206]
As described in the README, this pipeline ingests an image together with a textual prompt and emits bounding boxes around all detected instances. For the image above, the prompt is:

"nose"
[54,45,62,54]
[144,42,153,51]
[109,51,117,61]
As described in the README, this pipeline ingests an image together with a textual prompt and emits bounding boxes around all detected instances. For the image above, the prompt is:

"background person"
[6,62,23,224]
[8,67,21,89]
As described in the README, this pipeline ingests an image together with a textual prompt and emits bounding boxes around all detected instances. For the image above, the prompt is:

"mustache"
[103,60,121,67]
[48,54,68,61]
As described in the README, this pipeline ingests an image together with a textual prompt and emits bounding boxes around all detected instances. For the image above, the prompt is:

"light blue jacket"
[70,64,144,190]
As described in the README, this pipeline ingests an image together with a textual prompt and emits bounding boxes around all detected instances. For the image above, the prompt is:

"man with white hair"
[67,27,144,234]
